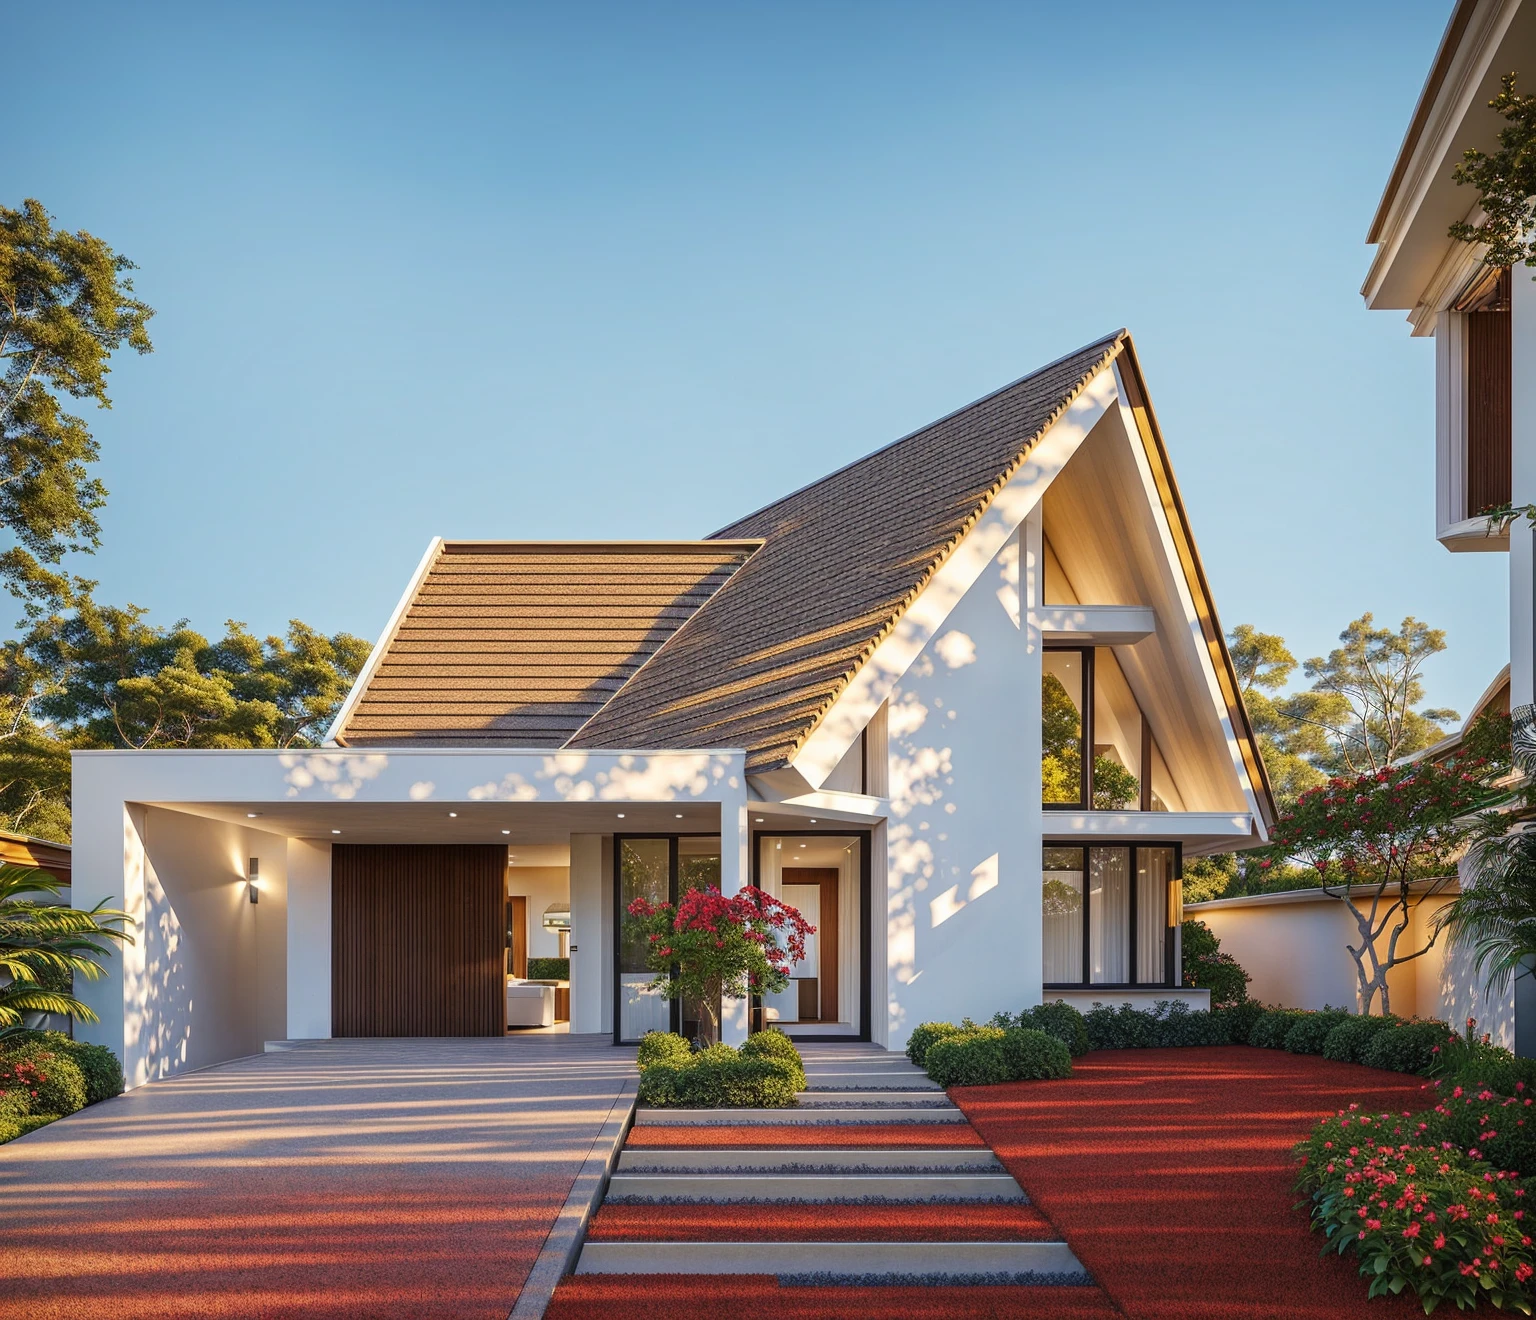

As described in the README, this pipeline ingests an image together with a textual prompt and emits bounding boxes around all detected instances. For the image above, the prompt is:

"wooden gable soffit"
[1110,348,1277,833]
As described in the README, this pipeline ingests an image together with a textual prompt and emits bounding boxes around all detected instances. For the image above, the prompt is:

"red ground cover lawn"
[953,1045,1436,1320]
[623,1122,985,1148]
[587,1201,1059,1241]
[545,1277,1122,1320]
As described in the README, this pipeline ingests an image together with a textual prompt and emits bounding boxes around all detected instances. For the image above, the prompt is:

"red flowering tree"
[1265,757,1496,1014]
[623,885,814,1047]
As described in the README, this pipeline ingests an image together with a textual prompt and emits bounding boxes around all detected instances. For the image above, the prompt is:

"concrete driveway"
[0,1036,635,1320]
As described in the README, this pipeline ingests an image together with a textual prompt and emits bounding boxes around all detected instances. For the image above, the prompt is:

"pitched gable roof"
[334,541,758,748]
[566,332,1128,770]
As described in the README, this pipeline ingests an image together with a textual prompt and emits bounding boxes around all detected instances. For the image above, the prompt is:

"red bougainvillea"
[624,885,814,1045]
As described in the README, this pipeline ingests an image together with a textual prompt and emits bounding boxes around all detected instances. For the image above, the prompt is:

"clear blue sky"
[9,0,1505,719]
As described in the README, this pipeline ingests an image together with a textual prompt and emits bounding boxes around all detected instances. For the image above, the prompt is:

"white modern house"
[72,331,1275,1088]
[1358,0,1535,1050]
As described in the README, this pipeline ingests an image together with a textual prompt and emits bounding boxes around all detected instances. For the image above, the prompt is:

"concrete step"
[634,1106,967,1126]
[616,1148,1004,1174]
[797,1090,950,1108]
[605,1172,1027,1202]
[801,1072,941,1091]
[576,1239,1087,1279]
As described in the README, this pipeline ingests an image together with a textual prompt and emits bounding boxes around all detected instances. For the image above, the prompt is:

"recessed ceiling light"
[675,813,684,819]
[616,812,626,819]
[501,829,511,835]
[799,843,807,848]
[809,819,817,824]
[331,829,341,835]
[246,812,261,818]
[755,817,764,823]
[448,811,458,818]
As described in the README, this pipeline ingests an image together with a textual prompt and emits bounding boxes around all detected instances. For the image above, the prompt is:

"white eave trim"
[788,365,1121,789]
[1043,811,1254,838]
[323,537,444,746]
[1034,604,1155,646]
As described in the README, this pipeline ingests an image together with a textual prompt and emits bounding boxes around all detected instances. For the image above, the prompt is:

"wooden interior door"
[332,844,507,1036]
[784,867,838,1023]
[508,895,528,979]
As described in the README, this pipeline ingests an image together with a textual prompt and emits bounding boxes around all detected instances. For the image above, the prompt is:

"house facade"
[72,331,1274,1088]
[1362,0,1535,706]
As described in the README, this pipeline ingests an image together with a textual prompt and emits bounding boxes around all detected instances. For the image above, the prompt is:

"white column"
[1511,275,1536,708]
[569,833,612,1035]
[285,839,332,1039]
[720,788,751,1045]
[1020,506,1046,1008]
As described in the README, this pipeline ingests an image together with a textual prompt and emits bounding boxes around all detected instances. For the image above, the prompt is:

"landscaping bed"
[0,1029,123,1143]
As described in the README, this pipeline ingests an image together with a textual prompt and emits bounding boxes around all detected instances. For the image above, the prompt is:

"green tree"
[0,200,153,613]
[1279,615,1459,775]
[1228,623,1323,804]
[1448,73,1536,273]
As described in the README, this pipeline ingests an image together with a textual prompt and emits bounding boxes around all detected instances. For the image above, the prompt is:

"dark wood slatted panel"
[1467,279,1512,518]
[332,844,507,1037]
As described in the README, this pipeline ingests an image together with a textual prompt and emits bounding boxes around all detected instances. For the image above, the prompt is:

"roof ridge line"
[707,330,1127,539]
[772,334,1128,769]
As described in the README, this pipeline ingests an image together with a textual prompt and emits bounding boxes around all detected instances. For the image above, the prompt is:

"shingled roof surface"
[337,542,758,747]
[567,332,1127,771]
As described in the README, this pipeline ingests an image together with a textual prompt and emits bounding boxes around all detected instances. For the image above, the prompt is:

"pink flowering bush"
[624,885,813,1046]
[1297,1106,1536,1311]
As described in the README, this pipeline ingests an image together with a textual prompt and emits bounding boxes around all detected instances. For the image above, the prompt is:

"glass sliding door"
[1088,847,1130,984]
[1042,847,1084,984]
[617,838,671,1043]
[1043,842,1181,989]
[1136,846,1176,985]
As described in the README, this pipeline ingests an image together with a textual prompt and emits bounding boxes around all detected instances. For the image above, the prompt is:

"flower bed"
[1296,1105,1536,1311]
[0,1031,122,1143]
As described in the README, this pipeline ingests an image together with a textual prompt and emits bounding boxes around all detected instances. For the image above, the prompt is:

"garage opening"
[332,844,507,1036]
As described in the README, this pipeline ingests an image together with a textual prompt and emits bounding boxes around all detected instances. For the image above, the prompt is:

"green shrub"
[0,1045,86,1116]
[17,1114,57,1135]
[740,1028,806,1090]
[526,958,569,980]
[925,1028,1009,1087]
[1180,918,1252,1010]
[636,1041,800,1108]
[1359,1019,1457,1074]
[636,1031,693,1071]
[1246,1008,1308,1050]
[905,1021,964,1068]
[1282,1009,1351,1056]
[1008,1001,1090,1057]
[6,1031,124,1105]
[925,1027,1073,1088]
[1211,998,1267,1044]
[1082,1000,1227,1050]
[1320,1013,1401,1064]
[1295,1111,1536,1311]
[999,1027,1073,1080]
[1420,1080,1536,1177]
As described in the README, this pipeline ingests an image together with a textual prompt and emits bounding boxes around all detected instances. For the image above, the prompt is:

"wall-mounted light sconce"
[248,857,259,904]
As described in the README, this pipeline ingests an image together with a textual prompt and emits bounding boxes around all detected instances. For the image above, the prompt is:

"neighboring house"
[72,330,1275,1088]
[1362,0,1534,703]
[0,830,70,888]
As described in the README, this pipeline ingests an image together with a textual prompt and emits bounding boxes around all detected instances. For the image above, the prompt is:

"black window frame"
[1041,840,1183,990]
[612,832,721,1045]
[1042,645,1093,811]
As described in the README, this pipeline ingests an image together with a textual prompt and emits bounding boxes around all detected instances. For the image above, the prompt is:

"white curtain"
[1137,847,1173,984]
[1090,848,1129,984]
[1042,869,1083,983]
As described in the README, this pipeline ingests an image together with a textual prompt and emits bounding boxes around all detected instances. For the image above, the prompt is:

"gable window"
[1043,843,1179,988]
[1043,647,1162,810]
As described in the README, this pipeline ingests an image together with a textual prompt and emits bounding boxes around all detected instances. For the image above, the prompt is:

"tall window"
[1044,647,1167,811]
[1042,843,1178,987]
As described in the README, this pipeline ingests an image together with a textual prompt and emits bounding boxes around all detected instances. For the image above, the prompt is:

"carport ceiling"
[147,800,805,844]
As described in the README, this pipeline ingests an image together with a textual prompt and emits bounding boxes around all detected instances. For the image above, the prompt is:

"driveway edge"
[508,1074,638,1320]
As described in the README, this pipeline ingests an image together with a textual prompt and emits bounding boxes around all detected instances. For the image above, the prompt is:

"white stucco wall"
[75,805,288,1087]
[885,525,1039,1046]
[1190,880,1518,1049]
[508,866,571,960]
[286,839,331,1040]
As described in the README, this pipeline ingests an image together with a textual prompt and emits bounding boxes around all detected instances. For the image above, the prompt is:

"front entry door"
[782,867,838,1023]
